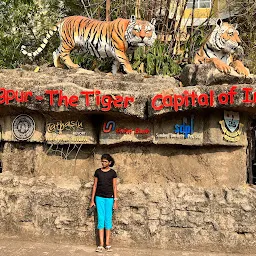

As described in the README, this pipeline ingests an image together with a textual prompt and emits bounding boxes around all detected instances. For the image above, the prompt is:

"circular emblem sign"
[12,114,35,141]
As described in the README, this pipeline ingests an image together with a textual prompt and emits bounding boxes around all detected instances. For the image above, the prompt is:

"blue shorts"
[95,196,114,230]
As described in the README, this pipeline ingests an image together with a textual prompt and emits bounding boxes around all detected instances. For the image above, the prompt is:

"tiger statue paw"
[194,19,250,76]
[211,58,231,74]
[231,60,250,77]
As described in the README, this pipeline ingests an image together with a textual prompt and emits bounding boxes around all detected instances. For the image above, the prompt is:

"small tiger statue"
[21,15,157,74]
[194,19,250,77]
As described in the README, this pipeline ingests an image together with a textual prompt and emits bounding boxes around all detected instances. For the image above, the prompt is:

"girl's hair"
[101,154,115,167]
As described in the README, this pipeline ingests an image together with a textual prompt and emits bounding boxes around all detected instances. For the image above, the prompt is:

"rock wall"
[2,142,247,187]
[0,172,256,252]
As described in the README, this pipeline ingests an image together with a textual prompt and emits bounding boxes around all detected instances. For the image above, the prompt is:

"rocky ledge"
[0,65,256,119]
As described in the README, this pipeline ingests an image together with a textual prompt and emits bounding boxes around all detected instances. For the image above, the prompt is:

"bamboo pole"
[188,0,196,63]
[135,0,141,19]
[162,0,171,43]
[122,0,127,18]
[106,0,111,21]
[169,0,189,56]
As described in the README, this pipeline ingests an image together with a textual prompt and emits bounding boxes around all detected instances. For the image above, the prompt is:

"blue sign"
[174,115,194,139]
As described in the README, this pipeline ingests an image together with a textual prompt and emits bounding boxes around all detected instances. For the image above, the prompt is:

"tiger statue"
[194,19,250,77]
[21,15,157,74]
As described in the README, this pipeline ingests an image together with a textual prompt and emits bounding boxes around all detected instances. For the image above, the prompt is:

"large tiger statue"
[21,15,157,74]
[194,19,250,77]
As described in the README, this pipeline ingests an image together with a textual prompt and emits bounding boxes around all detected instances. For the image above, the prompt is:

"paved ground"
[0,239,256,256]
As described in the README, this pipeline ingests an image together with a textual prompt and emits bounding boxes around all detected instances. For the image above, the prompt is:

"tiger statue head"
[125,15,157,47]
[208,19,241,54]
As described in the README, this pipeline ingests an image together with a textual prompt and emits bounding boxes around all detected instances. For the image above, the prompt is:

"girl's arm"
[113,178,118,210]
[90,177,98,207]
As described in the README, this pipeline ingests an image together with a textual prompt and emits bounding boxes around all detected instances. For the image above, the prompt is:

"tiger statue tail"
[21,24,59,60]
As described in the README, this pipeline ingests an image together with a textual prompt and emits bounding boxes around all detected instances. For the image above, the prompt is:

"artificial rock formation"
[180,63,256,87]
[0,65,256,251]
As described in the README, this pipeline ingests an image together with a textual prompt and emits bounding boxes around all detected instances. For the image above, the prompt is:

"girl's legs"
[95,196,105,246]
[96,197,114,247]
[105,229,111,246]
[99,229,104,247]
[105,198,114,246]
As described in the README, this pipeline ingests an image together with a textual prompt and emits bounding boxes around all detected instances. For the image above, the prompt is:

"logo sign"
[12,114,35,140]
[47,120,83,134]
[219,111,243,142]
[103,121,116,133]
[224,110,239,133]
[174,115,194,139]
[103,121,150,134]
[45,119,89,143]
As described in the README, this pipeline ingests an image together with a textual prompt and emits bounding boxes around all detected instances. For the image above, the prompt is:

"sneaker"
[95,246,104,253]
[105,245,112,252]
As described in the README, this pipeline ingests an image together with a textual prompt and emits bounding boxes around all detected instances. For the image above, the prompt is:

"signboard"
[12,114,35,141]
[154,114,204,145]
[219,110,243,142]
[45,119,96,144]
[100,118,153,144]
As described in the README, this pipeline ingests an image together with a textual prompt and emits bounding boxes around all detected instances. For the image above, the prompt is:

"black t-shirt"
[94,168,117,198]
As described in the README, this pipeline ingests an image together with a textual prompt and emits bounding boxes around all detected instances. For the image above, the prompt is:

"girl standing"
[90,154,118,253]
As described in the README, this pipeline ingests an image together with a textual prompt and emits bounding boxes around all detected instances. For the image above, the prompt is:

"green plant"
[131,40,181,76]
[71,51,113,72]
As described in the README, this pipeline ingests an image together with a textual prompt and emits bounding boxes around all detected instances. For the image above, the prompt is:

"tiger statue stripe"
[21,15,156,74]
[194,19,250,77]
